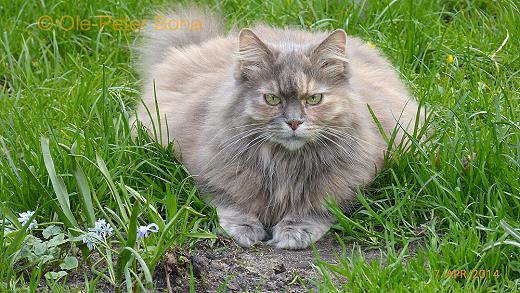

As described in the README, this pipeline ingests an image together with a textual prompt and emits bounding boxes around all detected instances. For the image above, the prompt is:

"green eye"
[264,94,281,106]
[306,93,323,105]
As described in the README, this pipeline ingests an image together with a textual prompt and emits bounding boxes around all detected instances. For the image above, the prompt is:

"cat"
[134,6,420,249]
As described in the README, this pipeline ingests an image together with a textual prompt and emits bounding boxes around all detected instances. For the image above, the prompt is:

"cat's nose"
[287,119,303,130]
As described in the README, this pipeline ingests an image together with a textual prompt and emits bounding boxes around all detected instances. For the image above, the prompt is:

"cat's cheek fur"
[244,98,279,121]
[306,93,348,122]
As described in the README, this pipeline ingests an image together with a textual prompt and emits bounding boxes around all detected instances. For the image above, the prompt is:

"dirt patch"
[155,233,420,292]
[189,234,352,292]
[37,234,420,292]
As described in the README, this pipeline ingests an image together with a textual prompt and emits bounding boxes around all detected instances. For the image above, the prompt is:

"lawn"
[0,0,519,291]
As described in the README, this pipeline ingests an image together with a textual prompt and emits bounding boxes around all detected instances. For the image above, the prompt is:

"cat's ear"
[237,29,273,78]
[311,29,349,78]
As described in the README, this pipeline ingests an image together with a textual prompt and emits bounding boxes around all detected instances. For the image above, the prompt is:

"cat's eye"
[306,94,323,105]
[264,94,281,106]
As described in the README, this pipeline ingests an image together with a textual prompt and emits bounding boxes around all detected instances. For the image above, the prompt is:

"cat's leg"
[267,215,332,249]
[217,205,267,247]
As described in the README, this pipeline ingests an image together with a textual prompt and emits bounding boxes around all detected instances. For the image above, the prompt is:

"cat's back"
[137,35,236,153]
[346,37,418,136]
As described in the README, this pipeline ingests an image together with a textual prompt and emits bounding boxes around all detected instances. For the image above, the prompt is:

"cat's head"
[235,28,352,151]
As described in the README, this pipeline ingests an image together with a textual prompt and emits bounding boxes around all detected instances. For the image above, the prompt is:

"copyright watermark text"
[37,15,202,32]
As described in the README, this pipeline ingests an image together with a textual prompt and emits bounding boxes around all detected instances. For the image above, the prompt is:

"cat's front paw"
[267,226,313,249]
[217,207,267,247]
[268,218,331,250]
[220,221,267,247]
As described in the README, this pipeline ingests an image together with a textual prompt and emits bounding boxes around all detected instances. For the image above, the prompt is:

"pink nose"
[287,120,303,130]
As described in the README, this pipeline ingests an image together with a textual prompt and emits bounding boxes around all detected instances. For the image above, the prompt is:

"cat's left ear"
[311,29,349,78]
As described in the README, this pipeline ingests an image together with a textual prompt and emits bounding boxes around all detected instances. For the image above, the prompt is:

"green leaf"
[32,241,47,256]
[367,104,389,143]
[115,201,140,288]
[60,256,78,270]
[96,153,129,223]
[47,234,67,248]
[500,219,520,242]
[40,137,78,228]
[121,247,153,289]
[44,271,67,281]
[71,142,96,228]
[0,203,21,229]
[42,225,62,240]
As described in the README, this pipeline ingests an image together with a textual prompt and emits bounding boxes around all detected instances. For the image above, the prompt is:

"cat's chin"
[277,138,307,151]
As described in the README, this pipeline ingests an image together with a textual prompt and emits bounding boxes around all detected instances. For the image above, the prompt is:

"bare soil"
[41,234,420,292]
[154,233,420,292]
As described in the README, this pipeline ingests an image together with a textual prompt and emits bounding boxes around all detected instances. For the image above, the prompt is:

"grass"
[0,0,519,291]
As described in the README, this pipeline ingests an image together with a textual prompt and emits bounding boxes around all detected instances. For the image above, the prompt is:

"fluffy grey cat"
[135,6,420,249]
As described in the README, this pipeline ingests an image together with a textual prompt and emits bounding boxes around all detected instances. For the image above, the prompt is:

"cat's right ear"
[237,29,273,79]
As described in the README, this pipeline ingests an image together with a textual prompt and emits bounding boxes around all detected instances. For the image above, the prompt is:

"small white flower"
[18,211,37,230]
[137,223,159,239]
[88,218,113,238]
[82,231,101,250]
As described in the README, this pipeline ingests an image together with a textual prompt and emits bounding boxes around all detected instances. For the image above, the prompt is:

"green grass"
[0,0,519,291]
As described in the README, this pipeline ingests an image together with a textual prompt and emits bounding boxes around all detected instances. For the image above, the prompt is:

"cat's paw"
[220,220,267,247]
[268,218,330,250]
[217,208,267,247]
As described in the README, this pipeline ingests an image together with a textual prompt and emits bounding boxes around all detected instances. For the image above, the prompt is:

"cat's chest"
[254,145,332,190]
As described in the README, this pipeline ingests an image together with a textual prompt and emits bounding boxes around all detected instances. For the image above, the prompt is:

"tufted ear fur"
[310,29,349,79]
[237,29,273,79]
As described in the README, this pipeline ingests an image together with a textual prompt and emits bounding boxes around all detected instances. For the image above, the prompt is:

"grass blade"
[96,153,129,223]
[40,137,78,228]
[500,219,520,242]
[72,154,96,228]
[115,200,140,291]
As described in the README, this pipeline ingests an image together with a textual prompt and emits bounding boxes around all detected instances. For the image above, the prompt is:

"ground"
[42,234,421,292]
[185,234,397,292]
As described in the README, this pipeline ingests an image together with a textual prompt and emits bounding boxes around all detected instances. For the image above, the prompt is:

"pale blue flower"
[18,211,37,230]
[82,231,101,250]
[137,223,159,239]
[82,218,113,250]
[88,218,113,238]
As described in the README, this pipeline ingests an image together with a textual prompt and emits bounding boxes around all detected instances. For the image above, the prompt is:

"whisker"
[202,129,263,170]
[216,127,265,149]
[238,134,272,174]
[319,133,357,163]
[325,127,387,151]
[207,122,265,144]
[227,133,269,168]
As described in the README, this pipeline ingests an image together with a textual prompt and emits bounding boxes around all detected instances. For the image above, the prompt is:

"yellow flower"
[367,42,375,49]
[447,54,454,64]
